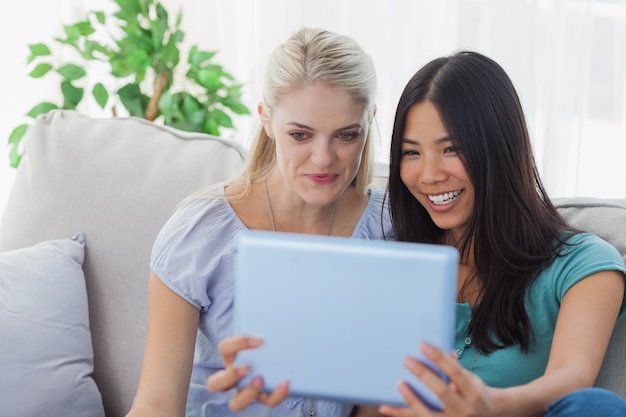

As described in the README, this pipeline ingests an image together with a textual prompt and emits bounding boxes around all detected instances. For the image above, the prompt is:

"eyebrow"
[401,136,452,145]
[287,122,363,131]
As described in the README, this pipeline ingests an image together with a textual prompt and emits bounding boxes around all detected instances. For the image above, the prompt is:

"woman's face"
[261,83,370,206]
[399,101,474,241]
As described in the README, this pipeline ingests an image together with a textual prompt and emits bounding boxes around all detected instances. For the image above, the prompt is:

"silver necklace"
[263,179,336,235]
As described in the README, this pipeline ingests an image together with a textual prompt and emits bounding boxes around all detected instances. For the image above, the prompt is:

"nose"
[419,155,447,184]
[311,138,334,167]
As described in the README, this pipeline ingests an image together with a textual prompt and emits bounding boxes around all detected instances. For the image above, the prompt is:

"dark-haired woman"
[382,50,626,417]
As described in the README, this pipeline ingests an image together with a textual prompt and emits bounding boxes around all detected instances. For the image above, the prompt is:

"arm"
[379,270,625,417]
[492,269,624,415]
[126,272,200,417]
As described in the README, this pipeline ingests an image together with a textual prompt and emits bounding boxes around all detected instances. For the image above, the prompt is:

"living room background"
[1,0,625,217]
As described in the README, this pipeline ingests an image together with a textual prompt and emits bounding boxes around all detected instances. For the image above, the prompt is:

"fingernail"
[236,366,250,377]
[421,342,435,354]
[248,337,263,347]
[403,357,419,369]
[277,381,289,393]
[251,376,263,389]
[397,381,410,396]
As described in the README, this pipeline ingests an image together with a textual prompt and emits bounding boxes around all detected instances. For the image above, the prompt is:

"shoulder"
[539,232,626,300]
[159,196,241,244]
[150,194,242,275]
[558,232,625,267]
[351,188,394,240]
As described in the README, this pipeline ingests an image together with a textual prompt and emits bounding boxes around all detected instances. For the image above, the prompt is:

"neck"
[263,179,336,235]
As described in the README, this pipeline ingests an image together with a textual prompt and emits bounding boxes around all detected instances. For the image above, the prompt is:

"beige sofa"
[0,110,624,417]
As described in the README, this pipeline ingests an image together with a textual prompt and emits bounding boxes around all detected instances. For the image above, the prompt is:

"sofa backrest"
[0,110,246,417]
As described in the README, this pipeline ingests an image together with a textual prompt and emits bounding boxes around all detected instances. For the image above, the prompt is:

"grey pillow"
[0,234,104,417]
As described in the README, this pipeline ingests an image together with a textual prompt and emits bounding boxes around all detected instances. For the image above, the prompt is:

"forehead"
[272,83,368,127]
[403,101,448,141]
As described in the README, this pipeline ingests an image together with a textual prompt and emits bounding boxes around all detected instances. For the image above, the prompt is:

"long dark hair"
[388,51,574,353]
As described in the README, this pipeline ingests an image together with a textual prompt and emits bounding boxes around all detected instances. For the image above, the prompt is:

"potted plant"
[8,0,250,168]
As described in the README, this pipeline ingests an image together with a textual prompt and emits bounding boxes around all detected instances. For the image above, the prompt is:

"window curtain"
[2,0,625,214]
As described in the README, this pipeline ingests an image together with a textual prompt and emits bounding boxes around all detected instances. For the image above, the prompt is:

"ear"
[258,103,273,138]
[370,105,377,123]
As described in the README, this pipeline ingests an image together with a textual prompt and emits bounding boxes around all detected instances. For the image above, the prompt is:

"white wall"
[2,0,625,219]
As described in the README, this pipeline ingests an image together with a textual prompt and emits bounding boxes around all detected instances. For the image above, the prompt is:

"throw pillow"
[0,234,105,417]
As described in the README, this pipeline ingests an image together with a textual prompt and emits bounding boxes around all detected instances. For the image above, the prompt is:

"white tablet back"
[233,230,458,410]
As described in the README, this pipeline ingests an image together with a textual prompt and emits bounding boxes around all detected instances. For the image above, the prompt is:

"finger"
[420,343,474,395]
[257,381,290,407]
[228,376,264,412]
[206,365,250,392]
[404,356,451,399]
[378,381,431,417]
[218,336,263,366]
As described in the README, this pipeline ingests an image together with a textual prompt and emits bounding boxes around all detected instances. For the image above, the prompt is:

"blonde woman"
[126,27,392,417]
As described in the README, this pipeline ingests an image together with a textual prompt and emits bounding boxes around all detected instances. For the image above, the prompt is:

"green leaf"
[204,117,220,136]
[8,124,29,168]
[186,110,207,129]
[115,0,142,16]
[61,81,84,109]
[154,3,169,46]
[111,49,150,77]
[160,35,180,69]
[194,66,223,91]
[9,143,22,168]
[117,83,147,117]
[64,20,95,39]
[175,9,183,26]
[28,43,51,59]
[157,91,176,124]
[57,63,87,81]
[188,45,215,67]
[8,124,29,145]
[29,63,53,78]
[84,40,112,60]
[94,11,106,24]
[180,93,200,112]
[27,102,59,118]
[93,83,109,108]
[149,18,165,51]
[222,100,250,115]
[212,108,233,128]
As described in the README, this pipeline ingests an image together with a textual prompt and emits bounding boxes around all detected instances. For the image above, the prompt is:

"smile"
[427,190,463,205]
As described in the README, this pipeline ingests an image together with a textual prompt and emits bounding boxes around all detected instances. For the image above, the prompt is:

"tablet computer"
[232,229,458,410]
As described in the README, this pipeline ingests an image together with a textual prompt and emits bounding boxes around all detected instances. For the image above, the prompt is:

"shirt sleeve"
[150,197,240,311]
[552,233,626,319]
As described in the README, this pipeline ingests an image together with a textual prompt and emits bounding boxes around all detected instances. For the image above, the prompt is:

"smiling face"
[399,101,474,240]
[261,83,370,206]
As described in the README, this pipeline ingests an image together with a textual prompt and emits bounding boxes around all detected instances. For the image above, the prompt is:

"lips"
[308,173,338,185]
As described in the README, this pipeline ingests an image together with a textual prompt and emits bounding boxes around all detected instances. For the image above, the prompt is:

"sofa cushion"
[0,234,104,417]
[0,110,246,417]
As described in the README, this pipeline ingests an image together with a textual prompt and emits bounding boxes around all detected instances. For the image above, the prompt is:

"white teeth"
[428,190,462,205]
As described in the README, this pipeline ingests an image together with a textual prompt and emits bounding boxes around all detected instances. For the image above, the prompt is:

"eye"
[444,145,459,154]
[289,131,309,141]
[336,132,359,142]
[401,148,419,157]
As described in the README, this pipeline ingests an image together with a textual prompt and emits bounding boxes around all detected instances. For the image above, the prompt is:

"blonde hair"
[230,27,378,200]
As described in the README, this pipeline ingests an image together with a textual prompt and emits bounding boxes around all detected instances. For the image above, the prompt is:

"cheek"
[399,162,415,187]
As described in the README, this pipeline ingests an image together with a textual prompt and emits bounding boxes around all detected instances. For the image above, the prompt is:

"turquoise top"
[455,233,626,387]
